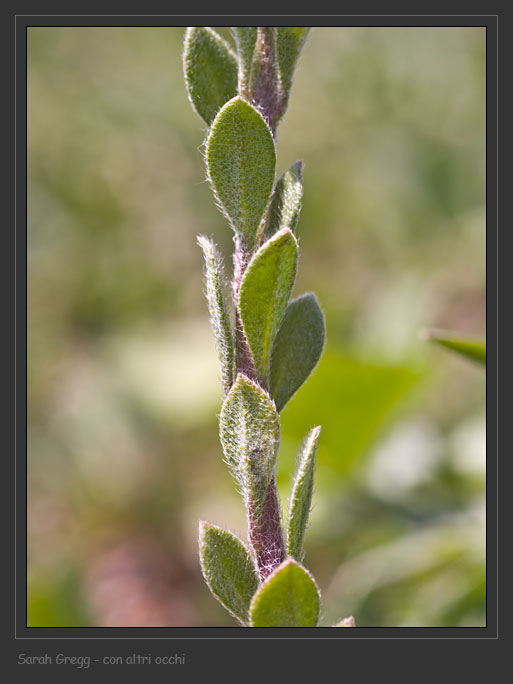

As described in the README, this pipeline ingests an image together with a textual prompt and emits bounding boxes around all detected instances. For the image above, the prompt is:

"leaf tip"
[198,519,211,541]
[334,616,356,627]
[263,225,299,255]
[311,425,322,439]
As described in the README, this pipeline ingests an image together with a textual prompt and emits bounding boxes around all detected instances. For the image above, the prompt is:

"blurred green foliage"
[27,26,485,627]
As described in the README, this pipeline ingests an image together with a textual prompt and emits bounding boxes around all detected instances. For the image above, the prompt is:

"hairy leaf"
[287,426,321,561]
[197,235,234,394]
[183,27,238,125]
[424,329,486,365]
[270,293,325,411]
[231,27,258,92]
[249,558,320,627]
[239,228,298,385]
[199,522,259,625]
[206,97,276,251]
[276,27,311,96]
[334,616,356,627]
[265,161,304,239]
[219,374,280,520]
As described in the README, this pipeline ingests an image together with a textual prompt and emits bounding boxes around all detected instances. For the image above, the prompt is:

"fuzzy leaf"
[199,522,259,625]
[334,616,356,627]
[239,228,298,385]
[183,27,238,126]
[206,97,276,251]
[231,27,258,92]
[265,161,303,239]
[219,374,280,520]
[270,293,326,411]
[424,329,486,365]
[276,27,310,95]
[287,426,321,561]
[197,235,234,394]
[249,558,320,627]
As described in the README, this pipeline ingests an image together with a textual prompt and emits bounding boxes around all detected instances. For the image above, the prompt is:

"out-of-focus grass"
[27,26,485,627]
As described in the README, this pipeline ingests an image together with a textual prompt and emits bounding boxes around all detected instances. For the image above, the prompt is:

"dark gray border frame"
[13,11,500,667]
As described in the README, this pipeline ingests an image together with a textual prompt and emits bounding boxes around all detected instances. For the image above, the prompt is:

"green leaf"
[239,228,298,385]
[276,27,311,96]
[219,374,280,520]
[206,97,276,251]
[278,349,423,481]
[249,558,320,627]
[287,426,321,561]
[333,616,355,627]
[183,27,238,126]
[231,27,258,92]
[270,293,325,411]
[265,161,304,239]
[197,235,234,394]
[199,522,259,625]
[424,329,486,365]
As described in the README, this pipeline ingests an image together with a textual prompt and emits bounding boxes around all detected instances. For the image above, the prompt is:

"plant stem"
[232,241,258,382]
[233,239,284,576]
[248,474,285,580]
[249,27,283,136]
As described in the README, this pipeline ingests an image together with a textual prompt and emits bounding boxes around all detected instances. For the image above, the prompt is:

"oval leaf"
[265,160,304,239]
[206,97,276,251]
[276,27,311,96]
[197,235,235,394]
[231,27,258,92]
[183,27,238,126]
[270,293,326,411]
[287,426,321,561]
[250,558,320,627]
[219,374,280,520]
[239,228,298,385]
[199,522,259,625]
[424,329,486,365]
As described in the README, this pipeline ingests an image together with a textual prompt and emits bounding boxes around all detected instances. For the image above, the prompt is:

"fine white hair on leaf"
[197,235,235,395]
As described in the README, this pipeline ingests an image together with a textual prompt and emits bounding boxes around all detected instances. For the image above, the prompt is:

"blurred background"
[27,26,486,627]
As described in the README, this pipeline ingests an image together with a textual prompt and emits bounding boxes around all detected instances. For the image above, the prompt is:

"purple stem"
[249,27,284,136]
[229,30,291,577]
[232,242,258,382]
[232,240,285,576]
[248,474,285,581]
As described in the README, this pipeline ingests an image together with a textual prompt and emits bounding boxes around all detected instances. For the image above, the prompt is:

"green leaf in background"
[199,522,259,625]
[219,374,280,520]
[239,228,298,385]
[27,568,93,627]
[183,27,238,126]
[270,293,325,411]
[278,349,423,481]
[276,27,311,97]
[265,161,304,239]
[206,97,276,252]
[197,235,234,395]
[287,426,321,561]
[423,329,486,365]
[333,616,356,627]
[249,558,320,627]
[231,27,258,93]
